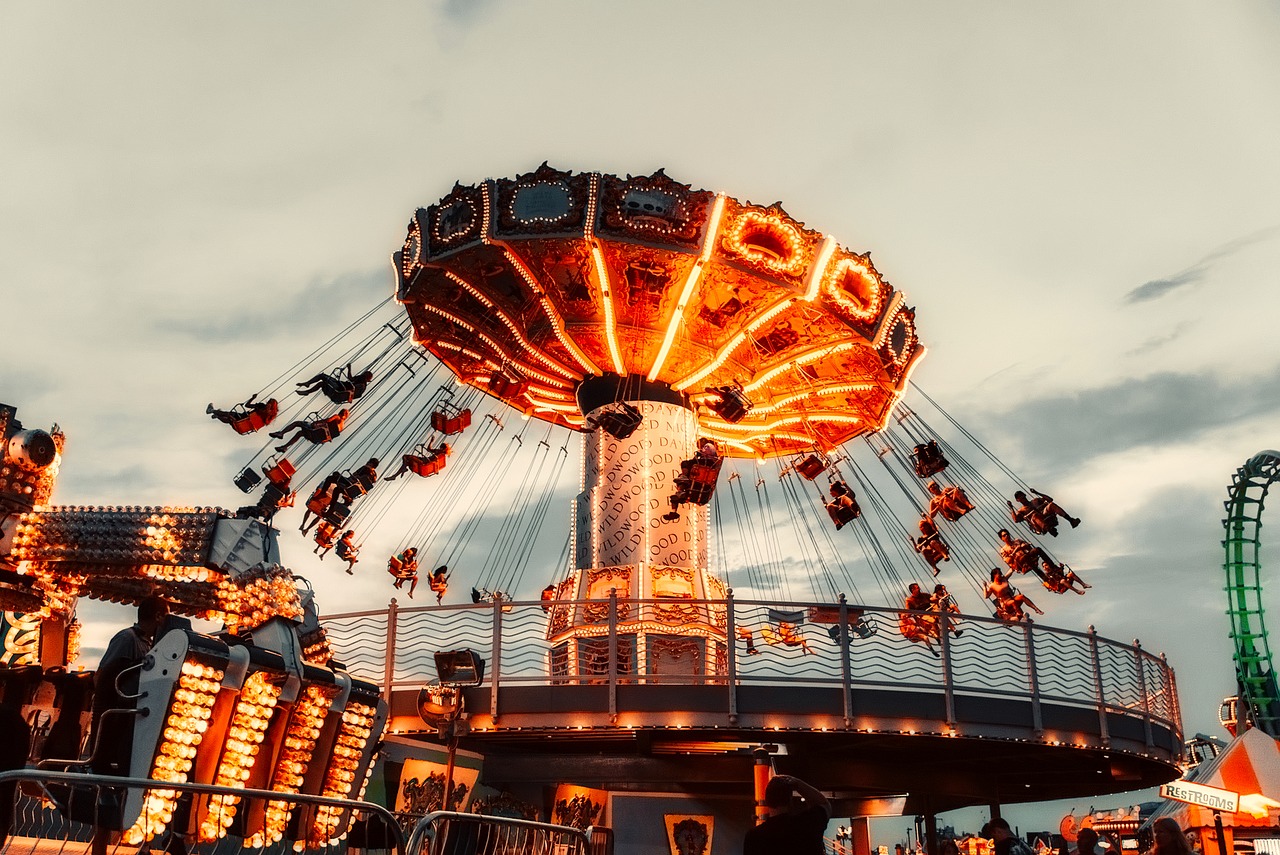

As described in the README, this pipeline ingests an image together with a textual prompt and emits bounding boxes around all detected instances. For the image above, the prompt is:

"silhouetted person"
[743,774,831,855]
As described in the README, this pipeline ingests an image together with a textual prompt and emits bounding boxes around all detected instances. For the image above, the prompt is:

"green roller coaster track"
[1224,449,1280,737]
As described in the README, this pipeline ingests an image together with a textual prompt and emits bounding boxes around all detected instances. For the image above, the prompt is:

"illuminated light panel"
[821,254,884,322]
[123,660,225,846]
[307,701,377,847]
[444,272,577,379]
[433,341,492,363]
[524,385,574,401]
[752,383,878,414]
[869,292,905,349]
[199,672,281,842]
[803,236,838,302]
[721,210,807,278]
[672,295,807,391]
[422,304,571,389]
[498,244,600,376]
[591,242,627,375]
[869,347,927,432]
[742,342,856,395]
[248,684,335,849]
[647,193,727,382]
[529,401,581,413]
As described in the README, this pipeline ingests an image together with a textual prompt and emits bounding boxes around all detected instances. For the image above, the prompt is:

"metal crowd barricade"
[0,769,405,855]
[406,811,612,855]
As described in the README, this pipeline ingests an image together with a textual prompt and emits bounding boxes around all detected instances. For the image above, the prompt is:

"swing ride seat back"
[431,407,472,436]
[408,454,446,477]
[322,501,352,525]
[684,457,723,505]
[827,501,860,527]
[263,456,295,487]
[233,466,263,493]
[228,399,278,435]
[339,468,378,499]
[794,453,828,481]
[708,386,752,423]
[592,406,643,440]
[912,442,949,478]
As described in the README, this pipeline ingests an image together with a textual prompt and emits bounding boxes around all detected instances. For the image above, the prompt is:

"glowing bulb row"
[122,659,224,846]
[308,702,378,846]
[247,684,333,849]
[198,673,281,842]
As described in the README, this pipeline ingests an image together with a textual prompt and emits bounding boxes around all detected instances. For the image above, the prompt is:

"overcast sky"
[2,0,1278,837]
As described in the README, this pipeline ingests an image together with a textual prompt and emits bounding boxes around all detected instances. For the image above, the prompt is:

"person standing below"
[984,818,1034,855]
[91,597,170,855]
[1072,828,1101,855]
[1150,819,1192,855]
[742,773,831,855]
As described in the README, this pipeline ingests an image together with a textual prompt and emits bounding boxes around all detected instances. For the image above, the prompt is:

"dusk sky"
[2,1,1278,838]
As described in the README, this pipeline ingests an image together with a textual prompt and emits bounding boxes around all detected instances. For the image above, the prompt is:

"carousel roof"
[395,164,926,459]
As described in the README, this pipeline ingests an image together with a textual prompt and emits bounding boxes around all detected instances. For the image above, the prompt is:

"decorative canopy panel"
[397,164,926,459]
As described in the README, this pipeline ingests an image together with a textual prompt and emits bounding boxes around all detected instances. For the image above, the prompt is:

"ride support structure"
[1223,450,1280,737]
[554,376,725,677]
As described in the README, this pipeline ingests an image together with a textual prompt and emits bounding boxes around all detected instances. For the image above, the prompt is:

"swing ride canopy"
[396,164,925,459]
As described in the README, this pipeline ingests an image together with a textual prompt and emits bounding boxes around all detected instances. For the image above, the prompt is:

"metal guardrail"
[0,769,405,855]
[406,811,612,855]
[322,594,1181,743]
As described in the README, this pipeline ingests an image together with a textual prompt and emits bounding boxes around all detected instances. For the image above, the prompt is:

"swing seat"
[592,404,643,440]
[233,466,263,494]
[322,501,352,526]
[488,372,527,398]
[339,467,378,500]
[314,522,338,548]
[707,385,752,423]
[912,441,950,478]
[263,456,295,486]
[228,399,279,435]
[306,485,333,516]
[794,454,828,480]
[827,500,860,527]
[684,457,723,505]
[431,407,472,435]
[408,454,447,477]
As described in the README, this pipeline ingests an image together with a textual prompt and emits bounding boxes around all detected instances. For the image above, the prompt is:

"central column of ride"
[544,375,728,681]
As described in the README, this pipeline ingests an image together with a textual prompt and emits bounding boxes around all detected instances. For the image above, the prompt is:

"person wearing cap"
[743,773,831,855]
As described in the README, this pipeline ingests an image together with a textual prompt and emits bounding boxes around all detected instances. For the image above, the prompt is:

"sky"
[2,0,1279,841]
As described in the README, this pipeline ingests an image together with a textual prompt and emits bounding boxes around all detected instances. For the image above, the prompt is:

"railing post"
[608,588,618,723]
[839,594,853,729]
[383,598,398,702]
[1088,625,1110,746]
[491,597,503,722]
[726,588,738,724]
[1134,639,1153,748]
[1023,622,1043,735]
[938,604,955,730]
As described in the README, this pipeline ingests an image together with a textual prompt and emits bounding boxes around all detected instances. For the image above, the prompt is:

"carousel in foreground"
[2,165,1189,855]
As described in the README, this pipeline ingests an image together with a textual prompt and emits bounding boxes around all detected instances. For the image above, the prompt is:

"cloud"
[1124,225,1280,304]
[160,268,391,344]
[974,369,1280,475]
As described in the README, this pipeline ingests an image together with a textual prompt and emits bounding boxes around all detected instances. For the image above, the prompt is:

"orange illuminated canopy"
[396,164,926,458]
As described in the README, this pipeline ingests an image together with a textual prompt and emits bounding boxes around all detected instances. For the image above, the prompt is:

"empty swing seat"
[794,454,828,480]
[431,407,473,435]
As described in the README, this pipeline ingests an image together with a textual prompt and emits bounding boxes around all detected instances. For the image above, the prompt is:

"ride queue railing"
[0,769,405,855]
[406,811,612,855]
[321,593,1181,746]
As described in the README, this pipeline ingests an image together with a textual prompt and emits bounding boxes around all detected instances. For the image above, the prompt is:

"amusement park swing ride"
[0,165,1191,851]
